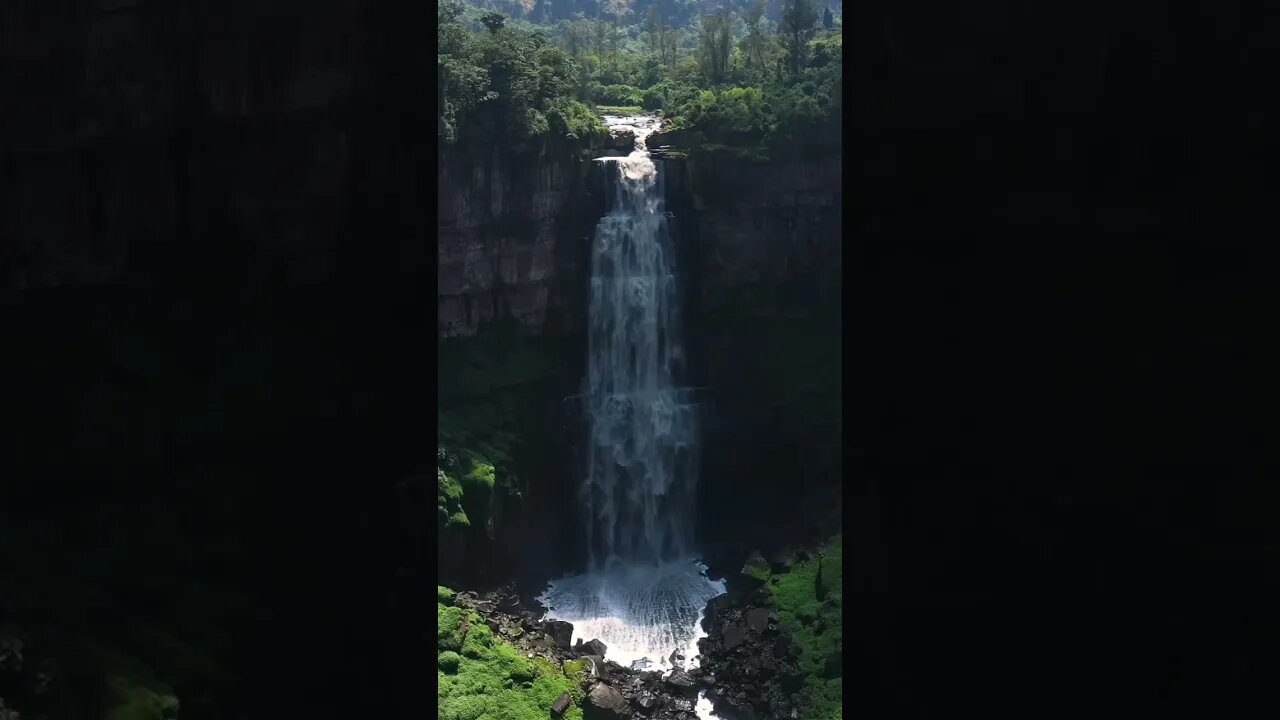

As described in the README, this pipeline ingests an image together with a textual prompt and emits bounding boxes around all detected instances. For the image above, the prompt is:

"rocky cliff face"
[434,147,841,341]
[672,153,842,316]
[437,143,605,338]
[434,146,843,572]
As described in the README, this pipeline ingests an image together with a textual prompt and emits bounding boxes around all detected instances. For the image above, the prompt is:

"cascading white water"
[582,116,697,570]
[539,119,725,718]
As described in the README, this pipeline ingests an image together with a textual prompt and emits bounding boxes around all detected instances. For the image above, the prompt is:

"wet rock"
[704,594,733,626]
[486,619,501,633]
[632,690,664,714]
[699,673,716,687]
[585,682,629,719]
[543,620,575,649]
[581,638,608,657]
[668,649,685,668]
[746,607,772,633]
[630,657,653,671]
[663,668,698,697]
[723,624,747,651]
[668,696,695,713]
[604,129,636,151]
[583,656,610,681]
[551,691,573,716]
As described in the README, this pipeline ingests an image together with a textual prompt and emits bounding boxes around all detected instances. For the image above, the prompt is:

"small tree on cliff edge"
[780,0,819,78]
[822,6,834,29]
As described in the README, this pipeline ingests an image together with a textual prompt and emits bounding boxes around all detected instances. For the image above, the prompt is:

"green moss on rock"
[103,677,180,720]
[460,617,493,658]
[84,642,181,720]
[462,461,496,491]
[438,605,467,652]
[438,586,457,605]
[438,601,584,720]
[758,535,843,720]
[562,658,587,684]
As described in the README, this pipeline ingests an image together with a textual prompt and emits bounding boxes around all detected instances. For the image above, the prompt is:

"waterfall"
[583,116,698,570]
[539,118,725,695]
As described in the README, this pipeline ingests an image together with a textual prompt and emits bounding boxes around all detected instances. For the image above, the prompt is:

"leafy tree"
[697,10,733,84]
[739,0,770,76]
[779,0,818,77]
[480,11,507,33]
[644,5,662,54]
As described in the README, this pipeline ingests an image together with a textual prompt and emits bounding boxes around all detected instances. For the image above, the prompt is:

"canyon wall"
[434,142,843,579]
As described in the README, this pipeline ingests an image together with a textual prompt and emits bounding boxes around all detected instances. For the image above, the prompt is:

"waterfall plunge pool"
[538,559,726,719]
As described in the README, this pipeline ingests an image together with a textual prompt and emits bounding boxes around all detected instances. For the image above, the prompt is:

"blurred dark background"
[856,0,1279,716]
[1,1,432,718]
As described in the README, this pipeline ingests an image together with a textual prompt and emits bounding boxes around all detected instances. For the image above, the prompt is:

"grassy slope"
[437,588,584,720]
[749,534,844,719]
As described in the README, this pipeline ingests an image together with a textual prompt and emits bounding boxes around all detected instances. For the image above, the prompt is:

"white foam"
[538,559,725,673]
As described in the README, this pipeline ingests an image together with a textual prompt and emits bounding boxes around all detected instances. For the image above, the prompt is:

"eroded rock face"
[437,144,601,338]
[435,142,841,342]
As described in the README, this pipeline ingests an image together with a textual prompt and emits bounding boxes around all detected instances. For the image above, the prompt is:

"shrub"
[439,651,463,673]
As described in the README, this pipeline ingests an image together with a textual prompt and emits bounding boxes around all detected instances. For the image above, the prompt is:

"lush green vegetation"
[437,318,566,539]
[437,0,841,156]
[751,535,843,719]
[437,589,585,720]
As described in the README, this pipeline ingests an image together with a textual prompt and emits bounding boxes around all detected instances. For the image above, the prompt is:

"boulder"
[722,625,747,651]
[585,682,629,719]
[632,690,665,714]
[746,607,771,633]
[581,638,608,657]
[542,620,575,649]
[604,129,636,151]
[668,649,686,668]
[663,668,698,697]
[551,691,573,716]
[669,695,695,712]
[583,656,610,681]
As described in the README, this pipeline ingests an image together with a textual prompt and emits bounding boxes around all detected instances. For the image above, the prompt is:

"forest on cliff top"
[437,0,842,157]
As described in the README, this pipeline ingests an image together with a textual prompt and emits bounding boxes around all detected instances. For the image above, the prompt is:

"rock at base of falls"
[662,668,698,697]
[585,682,629,719]
[542,619,575,649]
[574,637,608,657]
[551,691,573,716]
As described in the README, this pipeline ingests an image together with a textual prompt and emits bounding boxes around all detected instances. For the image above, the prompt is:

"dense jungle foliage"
[437,0,842,156]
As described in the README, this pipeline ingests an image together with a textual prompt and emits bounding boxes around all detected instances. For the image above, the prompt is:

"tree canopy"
[437,0,842,156]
